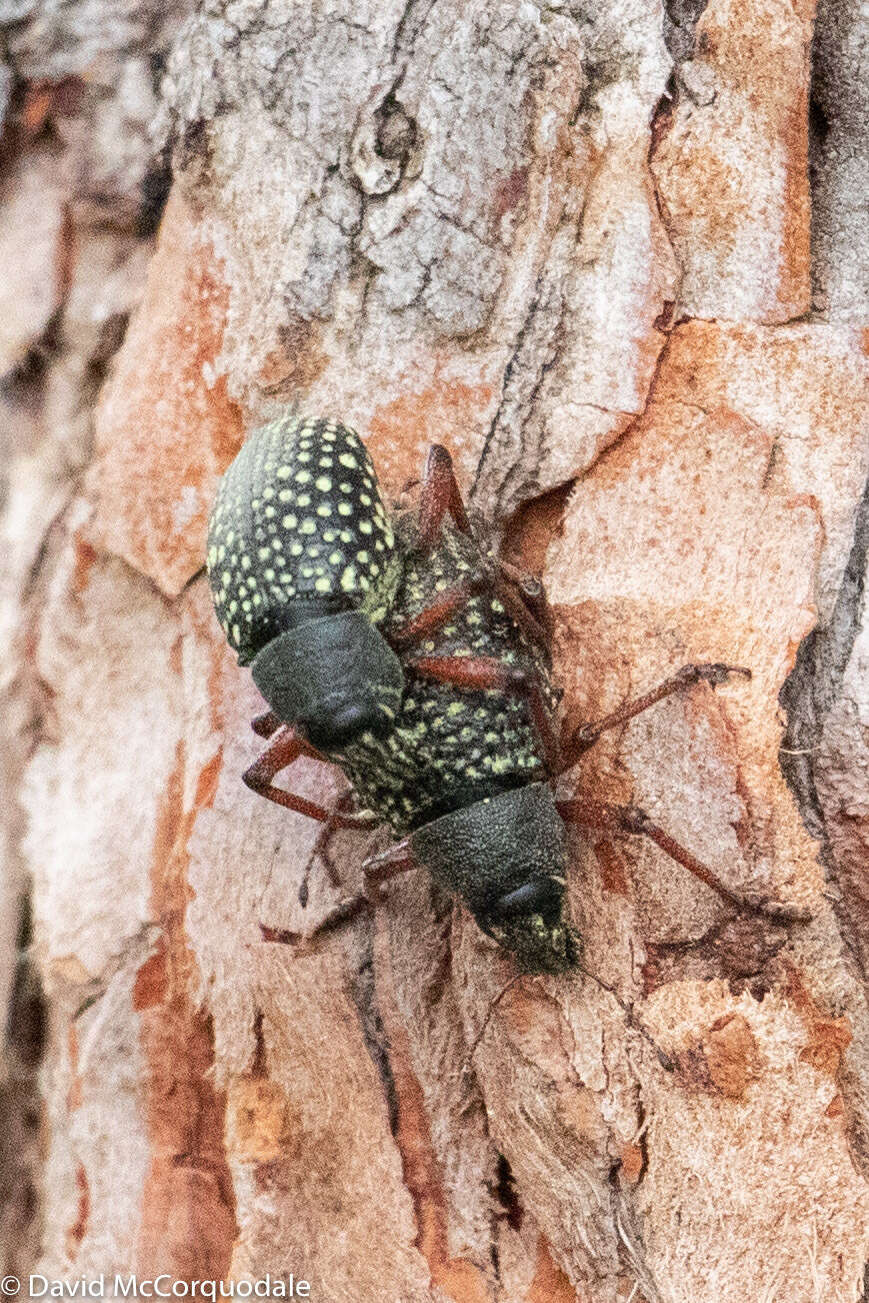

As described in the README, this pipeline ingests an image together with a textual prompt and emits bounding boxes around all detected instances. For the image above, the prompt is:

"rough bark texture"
[0,1,867,1301]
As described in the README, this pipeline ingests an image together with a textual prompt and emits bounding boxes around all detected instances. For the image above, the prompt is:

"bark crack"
[779,473,869,849]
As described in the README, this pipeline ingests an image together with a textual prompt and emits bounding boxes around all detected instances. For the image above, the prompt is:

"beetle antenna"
[464,974,526,1067]
[571,959,674,1071]
[464,966,674,1073]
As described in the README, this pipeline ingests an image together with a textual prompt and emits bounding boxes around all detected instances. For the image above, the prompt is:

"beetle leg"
[251,709,282,738]
[389,568,549,655]
[260,839,419,949]
[496,560,554,646]
[298,789,361,907]
[360,836,417,885]
[556,796,810,922]
[243,724,379,829]
[559,663,752,772]
[388,579,481,649]
[407,654,560,774]
[417,444,472,548]
[491,571,551,651]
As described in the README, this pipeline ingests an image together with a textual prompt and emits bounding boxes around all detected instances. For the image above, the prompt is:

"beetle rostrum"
[409,784,571,972]
[208,413,797,975]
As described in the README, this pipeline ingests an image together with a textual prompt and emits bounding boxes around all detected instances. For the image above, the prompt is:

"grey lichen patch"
[779,475,869,841]
[661,0,709,63]
[163,0,586,338]
[164,0,672,525]
[559,0,672,110]
[1,0,189,80]
[355,4,572,334]
[3,2,190,222]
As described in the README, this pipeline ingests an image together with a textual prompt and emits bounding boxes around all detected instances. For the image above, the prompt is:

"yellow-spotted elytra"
[208,414,788,974]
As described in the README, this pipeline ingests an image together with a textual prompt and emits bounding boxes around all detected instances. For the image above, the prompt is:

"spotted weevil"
[208,414,798,973]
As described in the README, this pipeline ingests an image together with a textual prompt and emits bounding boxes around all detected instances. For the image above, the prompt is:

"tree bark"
[1,1,867,1300]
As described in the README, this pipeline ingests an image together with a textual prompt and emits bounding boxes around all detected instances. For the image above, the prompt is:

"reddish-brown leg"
[260,839,418,947]
[251,709,282,739]
[496,560,554,648]
[408,654,559,774]
[491,572,550,652]
[359,836,416,883]
[298,789,365,907]
[388,580,481,650]
[559,663,752,773]
[389,570,550,657]
[556,796,809,922]
[417,444,472,548]
[243,724,379,829]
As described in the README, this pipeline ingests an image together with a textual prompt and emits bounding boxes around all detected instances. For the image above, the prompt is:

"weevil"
[208,414,801,973]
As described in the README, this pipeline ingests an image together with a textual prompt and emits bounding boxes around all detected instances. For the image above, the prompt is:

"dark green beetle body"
[208,416,406,747]
[207,413,573,972]
[334,514,553,831]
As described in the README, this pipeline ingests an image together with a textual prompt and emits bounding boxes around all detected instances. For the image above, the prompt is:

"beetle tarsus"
[557,796,810,923]
[260,841,419,952]
[560,661,754,770]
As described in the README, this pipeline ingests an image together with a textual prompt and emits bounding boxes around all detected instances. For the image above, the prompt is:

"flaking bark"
[0,2,868,1300]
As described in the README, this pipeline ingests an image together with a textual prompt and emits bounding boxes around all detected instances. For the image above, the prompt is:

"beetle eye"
[491,877,562,924]
[305,703,387,750]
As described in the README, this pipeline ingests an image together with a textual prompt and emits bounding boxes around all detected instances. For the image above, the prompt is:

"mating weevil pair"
[207,414,795,974]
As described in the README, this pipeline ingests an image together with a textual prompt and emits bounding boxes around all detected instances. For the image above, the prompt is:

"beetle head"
[409,783,575,974]
[251,609,404,750]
